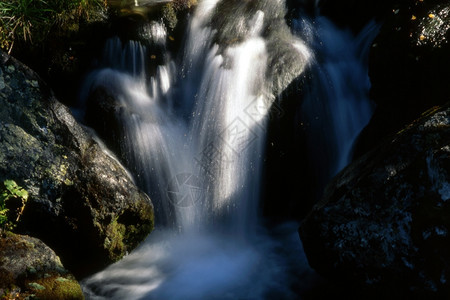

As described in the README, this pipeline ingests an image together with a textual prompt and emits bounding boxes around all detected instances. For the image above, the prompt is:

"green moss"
[123,222,151,248]
[28,282,46,291]
[119,200,154,249]
[104,204,154,261]
[105,217,126,261]
[26,274,84,300]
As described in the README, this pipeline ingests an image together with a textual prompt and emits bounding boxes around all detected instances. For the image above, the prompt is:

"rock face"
[84,88,128,167]
[0,51,154,278]
[354,0,450,156]
[0,233,83,299]
[210,0,309,96]
[315,0,450,158]
[300,103,450,297]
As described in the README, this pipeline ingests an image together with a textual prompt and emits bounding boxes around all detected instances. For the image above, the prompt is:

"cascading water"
[80,0,378,299]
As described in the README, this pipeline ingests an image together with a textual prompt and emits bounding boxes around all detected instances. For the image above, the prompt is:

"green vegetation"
[0,179,28,232]
[26,275,84,300]
[105,216,126,261]
[0,0,198,54]
[0,0,107,54]
[0,0,52,52]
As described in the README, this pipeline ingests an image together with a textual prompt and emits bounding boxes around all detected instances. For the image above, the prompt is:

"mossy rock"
[0,51,154,278]
[0,232,84,299]
[26,275,84,300]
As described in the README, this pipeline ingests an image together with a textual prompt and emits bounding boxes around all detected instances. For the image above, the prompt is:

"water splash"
[83,223,316,300]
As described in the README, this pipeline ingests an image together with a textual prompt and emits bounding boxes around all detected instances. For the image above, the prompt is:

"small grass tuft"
[0,0,107,54]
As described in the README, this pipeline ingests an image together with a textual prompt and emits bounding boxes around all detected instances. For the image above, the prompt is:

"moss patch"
[26,274,84,300]
[105,217,126,261]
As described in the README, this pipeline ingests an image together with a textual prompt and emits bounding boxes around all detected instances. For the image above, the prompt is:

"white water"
[80,0,377,299]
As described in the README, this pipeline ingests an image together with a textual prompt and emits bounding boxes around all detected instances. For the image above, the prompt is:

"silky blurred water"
[80,0,377,298]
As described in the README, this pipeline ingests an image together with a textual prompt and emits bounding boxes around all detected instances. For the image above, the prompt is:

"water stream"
[80,0,377,298]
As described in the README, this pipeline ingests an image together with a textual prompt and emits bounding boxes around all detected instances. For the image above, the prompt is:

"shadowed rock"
[0,51,154,278]
[300,103,450,298]
[0,233,84,299]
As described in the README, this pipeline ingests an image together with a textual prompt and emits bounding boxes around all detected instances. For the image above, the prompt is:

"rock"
[84,85,181,228]
[299,103,450,297]
[104,0,197,68]
[84,87,129,165]
[211,0,309,96]
[0,232,83,299]
[0,51,154,278]
[316,0,450,158]
[355,0,450,157]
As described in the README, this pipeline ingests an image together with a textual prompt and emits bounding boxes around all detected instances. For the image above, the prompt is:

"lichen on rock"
[0,50,154,278]
[300,103,450,297]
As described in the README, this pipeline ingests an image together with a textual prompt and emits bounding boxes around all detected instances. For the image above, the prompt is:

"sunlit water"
[80,0,377,299]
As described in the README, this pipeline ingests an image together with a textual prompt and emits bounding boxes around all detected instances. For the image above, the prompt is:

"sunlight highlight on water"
[79,0,377,299]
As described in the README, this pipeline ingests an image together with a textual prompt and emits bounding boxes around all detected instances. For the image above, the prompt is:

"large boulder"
[300,103,450,297]
[0,232,83,299]
[0,51,154,278]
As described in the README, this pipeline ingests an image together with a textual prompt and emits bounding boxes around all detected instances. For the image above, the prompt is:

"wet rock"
[211,0,310,96]
[0,232,83,299]
[84,87,128,163]
[107,0,197,61]
[0,51,154,278]
[300,103,450,297]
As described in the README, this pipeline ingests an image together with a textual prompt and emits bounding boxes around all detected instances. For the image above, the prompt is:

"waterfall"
[80,0,378,299]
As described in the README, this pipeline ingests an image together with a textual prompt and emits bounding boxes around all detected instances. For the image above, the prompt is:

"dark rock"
[263,73,312,221]
[316,0,450,159]
[84,87,132,167]
[83,85,180,228]
[0,51,154,278]
[300,103,450,297]
[355,0,450,157]
[102,0,197,71]
[0,232,83,299]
